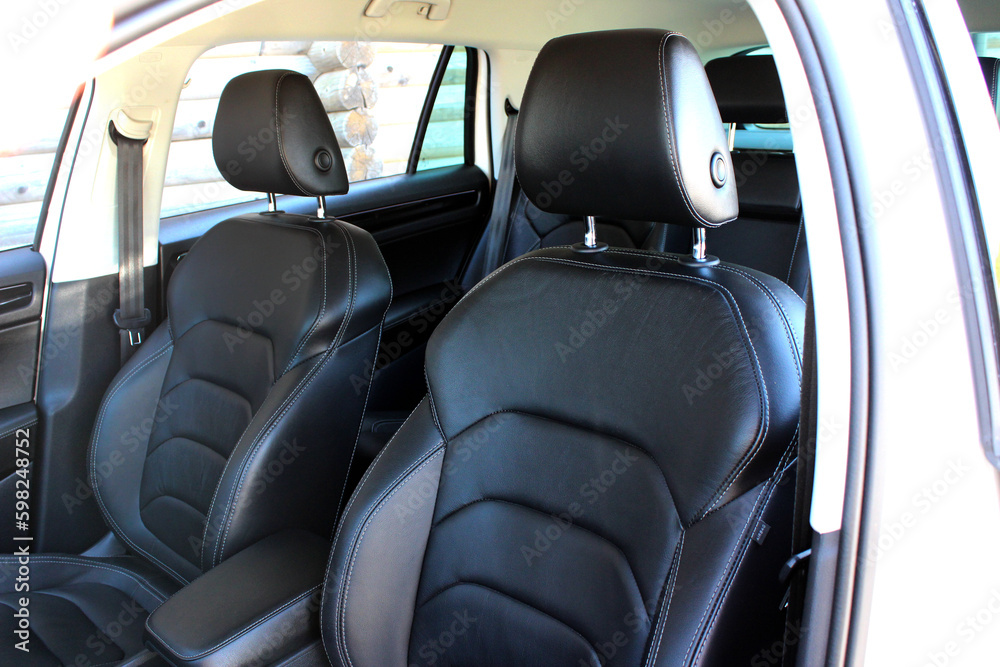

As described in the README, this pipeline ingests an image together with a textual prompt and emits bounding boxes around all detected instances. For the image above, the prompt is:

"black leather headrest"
[213,70,349,197]
[981,57,999,111]
[705,56,788,124]
[515,30,738,229]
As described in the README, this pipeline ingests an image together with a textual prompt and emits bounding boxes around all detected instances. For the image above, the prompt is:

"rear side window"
[0,106,69,251]
[162,41,474,218]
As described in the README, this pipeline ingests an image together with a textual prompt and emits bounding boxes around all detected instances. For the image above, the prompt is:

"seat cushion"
[0,555,179,666]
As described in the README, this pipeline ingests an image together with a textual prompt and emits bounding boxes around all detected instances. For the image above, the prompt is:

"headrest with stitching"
[515,30,738,229]
[213,69,349,197]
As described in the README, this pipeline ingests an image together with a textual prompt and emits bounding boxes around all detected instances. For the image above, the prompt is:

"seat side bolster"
[322,398,445,667]
[88,322,202,585]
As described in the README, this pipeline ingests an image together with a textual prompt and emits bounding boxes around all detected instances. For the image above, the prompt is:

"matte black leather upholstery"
[322,31,803,666]
[213,70,350,197]
[515,30,738,228]
[8,70,390,666]
[706,55,788,124]
[145,530,328,667]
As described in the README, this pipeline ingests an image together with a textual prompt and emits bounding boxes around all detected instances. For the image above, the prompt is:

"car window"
[0,106,69,251]
[161,41,465,218]
[973,31,1000,57]
[417,46,469,171]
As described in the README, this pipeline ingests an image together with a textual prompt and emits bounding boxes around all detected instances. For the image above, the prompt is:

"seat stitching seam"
[332,235,392,526]
[273,72,313,196]
[657,32,722,228]
[146,585,320,659]
[88,341,189,584]
[681,483,769,666]
[339,447,446,667]
[415,580,603,660]
[499,255,771,524]
[713,264,802,383]
[213,223,359,566]
[0,556,167,601]
[0,419,37,441]
[283,224,330,375]
[646,532,686,666]
[450,408,676,508]
[430,497,646,603]
[787,220,803,284]
[690,451,793,666]
[319,399,431,667]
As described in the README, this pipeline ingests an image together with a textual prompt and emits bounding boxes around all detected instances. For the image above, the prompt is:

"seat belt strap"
[781,283,817,667]
[482,100,519,276]
[109,117,152,365]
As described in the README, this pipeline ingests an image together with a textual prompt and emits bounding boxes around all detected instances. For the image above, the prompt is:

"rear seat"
[463,55,810,298]
[705,55,810,297]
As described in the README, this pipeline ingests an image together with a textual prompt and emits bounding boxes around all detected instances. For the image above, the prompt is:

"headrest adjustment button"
[711,153,728,188]
[314,149,333,172]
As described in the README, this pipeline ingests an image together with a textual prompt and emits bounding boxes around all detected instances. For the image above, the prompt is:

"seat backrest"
[90,70,391,584]
[322,30,803,667]
[706,55,809,297]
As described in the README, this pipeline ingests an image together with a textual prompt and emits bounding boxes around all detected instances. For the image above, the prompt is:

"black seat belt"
[482,100,519,276]
[109,119,151,365]
[780,283,816,667]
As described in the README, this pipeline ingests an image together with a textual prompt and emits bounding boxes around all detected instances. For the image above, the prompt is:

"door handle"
[0,283,32,315]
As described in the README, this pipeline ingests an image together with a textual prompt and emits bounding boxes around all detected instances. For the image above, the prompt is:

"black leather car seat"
[0,70,391,666]
[322,30,803,666]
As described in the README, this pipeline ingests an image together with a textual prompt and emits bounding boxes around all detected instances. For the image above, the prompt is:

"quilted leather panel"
[139,319,274,569]
[409,413,682,666]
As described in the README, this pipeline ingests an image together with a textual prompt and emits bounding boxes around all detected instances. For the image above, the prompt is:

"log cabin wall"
[0,40,467,236]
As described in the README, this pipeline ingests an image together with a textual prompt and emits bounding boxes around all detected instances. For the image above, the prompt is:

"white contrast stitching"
[146,585,320,659]
[88,340,189,585]
[213,226,359,566]
[0,555,168,602]
[338,447,445,667]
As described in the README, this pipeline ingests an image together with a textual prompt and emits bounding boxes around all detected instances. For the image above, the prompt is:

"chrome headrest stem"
[692,228,708,261]
[317,196,327,219]
[584,215,599,248]
[266,193,277,212]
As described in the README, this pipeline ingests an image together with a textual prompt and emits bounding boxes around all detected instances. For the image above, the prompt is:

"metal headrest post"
[572,215,609,254]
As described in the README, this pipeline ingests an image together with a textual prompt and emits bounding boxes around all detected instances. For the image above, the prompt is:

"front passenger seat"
[0,70,391,666]
[322,30,803,666]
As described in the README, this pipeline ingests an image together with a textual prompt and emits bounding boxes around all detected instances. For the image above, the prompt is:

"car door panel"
[0,247,46,409]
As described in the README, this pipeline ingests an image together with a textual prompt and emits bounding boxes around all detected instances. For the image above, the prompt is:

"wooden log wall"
[0,41,466,223]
